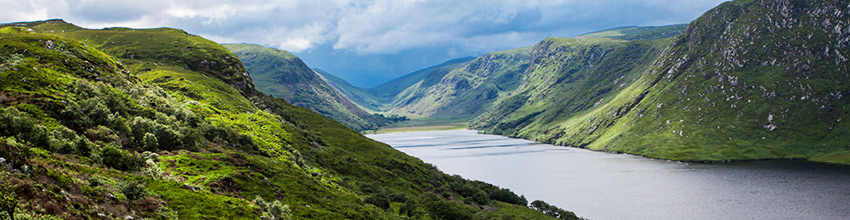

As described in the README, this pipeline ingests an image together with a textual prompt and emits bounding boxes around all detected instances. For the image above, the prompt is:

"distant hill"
[320,57,476,113]
[576,24,688,41]
[381,47,531,121]
[324,25,685,126]
[472,0,850,164]
[224,43,399,131]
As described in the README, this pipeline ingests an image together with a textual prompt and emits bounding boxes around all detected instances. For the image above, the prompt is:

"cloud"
[0,0,727,54]
[0,0,729,86]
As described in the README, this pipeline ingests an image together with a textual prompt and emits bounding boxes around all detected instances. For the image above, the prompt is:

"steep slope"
[470,36,671,137]
[473,0,850,164]
[322,57,475,113]
[0,20,560,219]
[385,47,532,121]
[224,44,396,131]
[325,26,686,125]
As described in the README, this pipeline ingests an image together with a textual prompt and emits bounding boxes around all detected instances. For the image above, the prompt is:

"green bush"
[84,126,119,144]
[98,144,144,171]
[0,107,50,148]
[0,174,18,220]
[472,191,490,205]
[143,132,159,151]
[422,193,476,220]
[252,196,292,220]
[364,193,390,209]
[73,136,93,157]
[87,175,109,187]
[398,199,416,217]
[120,181,148,201]
[530,200,580,220]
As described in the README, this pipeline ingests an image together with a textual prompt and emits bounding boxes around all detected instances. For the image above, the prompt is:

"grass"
[0,20,558,219]
[471,0,850,165]
[224,43,402,132]
[369,122,469,134]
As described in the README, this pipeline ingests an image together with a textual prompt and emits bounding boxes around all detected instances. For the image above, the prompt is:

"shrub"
[472,191,490,205]
[142,159,163,180]
[267,200,291,220]
[364,193,390,209]
[85,126,119,144]
[0,175,17,220]
[73,136,94,157]
[530,200,581,220]
[132,117,157,145]
[120,181,148,201]
[98,144,144,171]
[421,193,475,220]
[398,199,416,217]
[87,175,108,187]
[252,196,292,220]
[143,133,159,151]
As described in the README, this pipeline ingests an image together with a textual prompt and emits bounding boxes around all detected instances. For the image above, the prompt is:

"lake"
[367,130,850,220]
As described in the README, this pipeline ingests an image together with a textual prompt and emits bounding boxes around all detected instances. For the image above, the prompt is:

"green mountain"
[383,47,531,121]
[472,0,850,165]
[223,43,398,131]
[321,25,685,126]
[319,57,476,113]
[0,20,561,219]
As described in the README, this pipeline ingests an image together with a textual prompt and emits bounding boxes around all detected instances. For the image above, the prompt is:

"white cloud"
[0,0,728,55]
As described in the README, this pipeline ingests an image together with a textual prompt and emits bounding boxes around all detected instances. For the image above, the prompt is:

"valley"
[2,0,850,219]
[240,0,850,166]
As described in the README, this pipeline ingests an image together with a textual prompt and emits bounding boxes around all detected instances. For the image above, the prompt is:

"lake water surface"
[367,130,850,220]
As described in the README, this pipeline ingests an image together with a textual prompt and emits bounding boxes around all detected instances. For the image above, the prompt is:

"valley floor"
[367,122,469,134]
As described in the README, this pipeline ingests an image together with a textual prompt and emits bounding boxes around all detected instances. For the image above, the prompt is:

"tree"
[530,200,581,220]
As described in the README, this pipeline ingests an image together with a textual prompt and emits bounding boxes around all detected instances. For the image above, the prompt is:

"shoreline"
[373,129,850,166]
[363,122,468,134]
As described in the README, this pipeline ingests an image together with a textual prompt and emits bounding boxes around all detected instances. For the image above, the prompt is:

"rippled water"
[368,130,850,220]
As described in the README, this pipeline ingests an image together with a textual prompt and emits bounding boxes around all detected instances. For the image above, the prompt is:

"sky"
[0,0,727,87]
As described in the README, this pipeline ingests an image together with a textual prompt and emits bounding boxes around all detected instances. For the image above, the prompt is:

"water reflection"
[368,130,850,220]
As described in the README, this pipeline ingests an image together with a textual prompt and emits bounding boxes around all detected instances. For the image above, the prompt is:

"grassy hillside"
[321,57,475,113]
[385,47,532,121]
[0,20,562,219]
[471,37,670,137]
[473,0,850,165]
[224,44,401,131]
[322,26,687,128]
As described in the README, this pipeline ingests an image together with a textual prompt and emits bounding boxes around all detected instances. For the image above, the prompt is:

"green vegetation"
[320,57,476,113]
[576,24,688,41]
[224,43,404,131]
[320,48,530,126]
[472,0,850,165]
[530,200,584,220]
[0,19,556,219]
[370,122,468,134]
